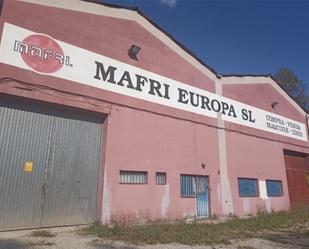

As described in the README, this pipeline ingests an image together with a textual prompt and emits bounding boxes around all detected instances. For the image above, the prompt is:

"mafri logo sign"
[14,34,72,74]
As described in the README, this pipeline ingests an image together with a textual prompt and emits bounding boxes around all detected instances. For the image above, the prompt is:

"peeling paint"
[242,198,250,214]
[161,183,170,217]
[265,199,272,213]
[217,182,221,202]
[216,80,234,216]
[102,165,111,224]
[183,210,195,219]
[259,180,268,200]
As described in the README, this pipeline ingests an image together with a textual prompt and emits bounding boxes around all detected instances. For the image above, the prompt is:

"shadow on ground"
[91,241,136,249]
[264,231,309,248]
[0,239,27,249]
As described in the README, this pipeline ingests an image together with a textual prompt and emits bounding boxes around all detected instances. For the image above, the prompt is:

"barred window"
[120,171,147,184]
[180,175,196,197]
[156,172,167,185]
[238,178,258,197]
[266,180,283,197]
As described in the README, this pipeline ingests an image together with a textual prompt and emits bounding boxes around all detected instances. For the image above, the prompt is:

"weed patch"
[29,230,56,238]
[82,207,309,245]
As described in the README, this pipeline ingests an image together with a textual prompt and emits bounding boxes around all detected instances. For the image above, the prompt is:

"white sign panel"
[0,23,307,142]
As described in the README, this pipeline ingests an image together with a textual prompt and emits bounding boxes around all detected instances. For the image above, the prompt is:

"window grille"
[156,172,167,185]
[120,170,147,184]
[180,175,196,197]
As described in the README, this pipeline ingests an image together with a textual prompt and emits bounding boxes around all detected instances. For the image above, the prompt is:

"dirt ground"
[0,226,307,249]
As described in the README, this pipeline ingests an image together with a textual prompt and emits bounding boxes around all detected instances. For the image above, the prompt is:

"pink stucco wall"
[226,133,289,215]
[103,105,221,221]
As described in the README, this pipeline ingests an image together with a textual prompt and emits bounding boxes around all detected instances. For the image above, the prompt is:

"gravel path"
[0,226,305,249]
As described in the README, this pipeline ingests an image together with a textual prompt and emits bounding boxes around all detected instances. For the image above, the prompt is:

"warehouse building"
[0,0,309,230]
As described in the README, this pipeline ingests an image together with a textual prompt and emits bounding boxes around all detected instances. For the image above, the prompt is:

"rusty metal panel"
[0,96,52,230]
[0,95,103,230]
[284,153,309,207]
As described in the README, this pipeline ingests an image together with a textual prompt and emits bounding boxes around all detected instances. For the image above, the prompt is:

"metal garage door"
[0,95,104,230]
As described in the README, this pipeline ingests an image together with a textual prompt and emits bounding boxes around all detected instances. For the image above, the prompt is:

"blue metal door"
[196,176,209,218]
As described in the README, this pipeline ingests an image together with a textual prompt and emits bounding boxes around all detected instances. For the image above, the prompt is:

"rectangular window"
[156,172,167,185]
[238,178,258,197]
[180,175,196,197]
[120,170,147,184]
[266,180,283,197]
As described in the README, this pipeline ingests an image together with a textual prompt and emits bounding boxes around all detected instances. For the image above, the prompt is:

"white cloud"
[160,0,177,8]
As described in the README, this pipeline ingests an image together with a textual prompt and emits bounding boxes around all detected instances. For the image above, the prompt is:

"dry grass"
[82,206,309,245]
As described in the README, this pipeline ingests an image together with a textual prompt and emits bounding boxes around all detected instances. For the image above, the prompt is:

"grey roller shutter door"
[0,95,103,230]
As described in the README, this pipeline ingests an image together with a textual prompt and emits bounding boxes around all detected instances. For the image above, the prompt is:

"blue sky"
[102,0,309,86]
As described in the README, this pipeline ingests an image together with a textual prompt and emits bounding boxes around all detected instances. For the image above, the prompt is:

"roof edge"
[270,74,308,114]
[82,0,137,11]
[220,74,271,78]
[221,74,308,115]
[81,0,218,76]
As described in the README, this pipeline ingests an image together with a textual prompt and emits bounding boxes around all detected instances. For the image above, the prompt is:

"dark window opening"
[266,180,283,197]
[238,178,258,197]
